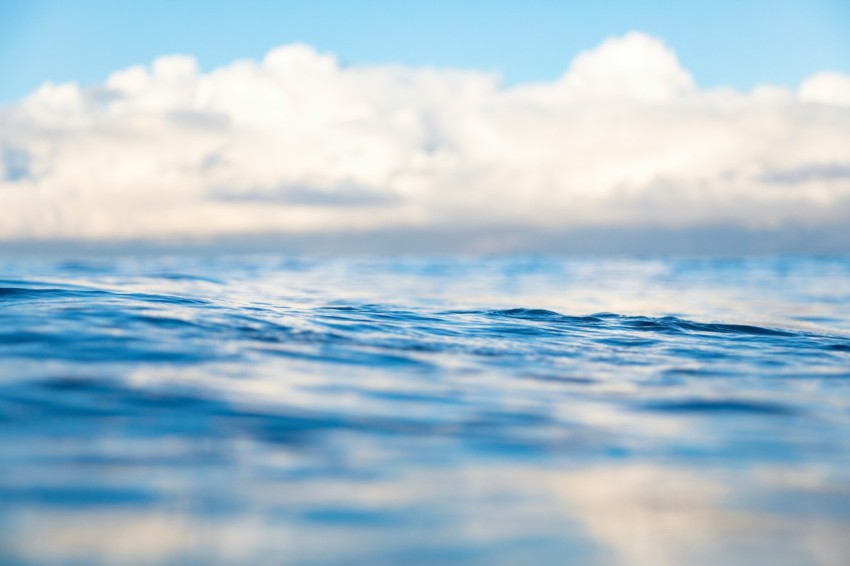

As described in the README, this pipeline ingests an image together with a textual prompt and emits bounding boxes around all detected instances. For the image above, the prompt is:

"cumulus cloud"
[1,31,849,247]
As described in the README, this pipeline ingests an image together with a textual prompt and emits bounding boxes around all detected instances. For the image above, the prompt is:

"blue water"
[2,255,850,565]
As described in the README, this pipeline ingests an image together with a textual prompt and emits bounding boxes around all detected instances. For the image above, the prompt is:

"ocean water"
[1,255,850,565]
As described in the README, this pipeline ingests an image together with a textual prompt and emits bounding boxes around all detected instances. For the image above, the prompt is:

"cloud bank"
[2,32,850,251]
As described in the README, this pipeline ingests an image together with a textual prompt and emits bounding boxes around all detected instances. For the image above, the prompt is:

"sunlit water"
[2,255,850,565]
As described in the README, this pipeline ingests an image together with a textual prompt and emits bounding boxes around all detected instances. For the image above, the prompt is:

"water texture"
[1,255,850,565]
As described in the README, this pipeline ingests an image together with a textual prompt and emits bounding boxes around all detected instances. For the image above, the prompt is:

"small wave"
[641,399,797,416]
[0,286,103,301]
[488,308,605,324]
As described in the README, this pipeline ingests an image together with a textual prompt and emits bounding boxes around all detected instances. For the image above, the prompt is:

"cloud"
[1,32,849,248]
[760,162,850,185]
[799,72,850,107]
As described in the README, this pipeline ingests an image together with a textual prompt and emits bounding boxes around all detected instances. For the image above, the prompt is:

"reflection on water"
[1,256,850,564]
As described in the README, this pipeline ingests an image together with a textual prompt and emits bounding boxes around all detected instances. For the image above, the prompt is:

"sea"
[1,254,849,565]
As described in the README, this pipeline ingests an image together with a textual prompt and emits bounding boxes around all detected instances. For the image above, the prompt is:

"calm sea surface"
[2,255,850,565]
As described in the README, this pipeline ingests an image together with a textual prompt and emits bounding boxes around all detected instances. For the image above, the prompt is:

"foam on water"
[1,256,850,565]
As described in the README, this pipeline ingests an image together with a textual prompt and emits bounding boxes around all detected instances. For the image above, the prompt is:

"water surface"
[2,255,850,565]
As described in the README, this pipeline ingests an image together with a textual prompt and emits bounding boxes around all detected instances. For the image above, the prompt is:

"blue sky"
[2,0,849,102]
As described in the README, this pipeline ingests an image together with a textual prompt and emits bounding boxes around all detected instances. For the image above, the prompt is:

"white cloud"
[1,32,849,245]
[799,72,850,107]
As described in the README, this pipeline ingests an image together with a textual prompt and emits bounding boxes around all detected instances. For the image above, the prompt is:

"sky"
[3,0,849,102]
[1,1,849,253]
